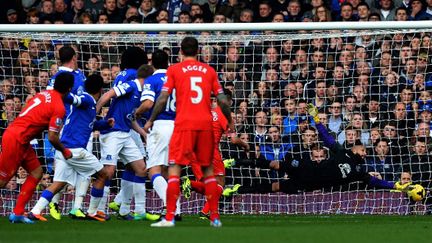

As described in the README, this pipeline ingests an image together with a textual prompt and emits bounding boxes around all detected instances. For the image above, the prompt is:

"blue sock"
[151,173,161,184]
[122,170,135,182]
[134,175,146,184]
[41,190,54,202]
[91,187,104,197]
[368,176,394,189]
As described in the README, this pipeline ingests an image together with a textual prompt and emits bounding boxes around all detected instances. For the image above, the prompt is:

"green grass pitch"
[1,215,432,243]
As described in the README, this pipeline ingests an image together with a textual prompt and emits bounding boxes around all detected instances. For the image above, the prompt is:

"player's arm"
[96,89,116,113]
[132,119,147,141]
[307,104,338,151]
[135,100,153,118]
[144,91,169,132]
[64,93,92,108]
[93,118,115,131]
[47,130,72,159]
[230,135,250,152]
[216,93,234,131]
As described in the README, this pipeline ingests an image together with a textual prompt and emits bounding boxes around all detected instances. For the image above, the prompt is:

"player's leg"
[13,145,43,219]
[97,132,122,215]
[69,134,95,218]
[29,181,67,221]
[149,166,167,208]
[87,167,109,222]
[69,175,90,218]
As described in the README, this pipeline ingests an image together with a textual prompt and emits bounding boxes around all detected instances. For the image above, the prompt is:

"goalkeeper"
[223,104,413,195]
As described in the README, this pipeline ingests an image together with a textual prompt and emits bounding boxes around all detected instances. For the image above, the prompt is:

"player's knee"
[104,165,116,179]
[216,176,225,187]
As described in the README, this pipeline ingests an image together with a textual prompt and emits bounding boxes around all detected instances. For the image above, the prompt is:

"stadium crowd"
[0,0,432,215]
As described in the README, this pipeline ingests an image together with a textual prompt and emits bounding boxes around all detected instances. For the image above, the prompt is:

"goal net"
[0,27,430,215]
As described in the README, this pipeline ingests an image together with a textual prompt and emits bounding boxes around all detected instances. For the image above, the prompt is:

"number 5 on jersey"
[190,77,203,104]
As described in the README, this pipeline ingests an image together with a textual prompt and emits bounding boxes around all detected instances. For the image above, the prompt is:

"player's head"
[53,72,74,94]
[85,74,104,95]
[59,46,76,64]
[137,64,155,80]
[120,46,148,70]
[181,36,199,57]
[351,140,366,159]
[152,49,169,69]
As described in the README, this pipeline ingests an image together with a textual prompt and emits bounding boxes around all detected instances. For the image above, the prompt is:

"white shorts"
[146,120,174,169]
[130,130,146,157]
[86,132,94,152]
[53,148,103,185]
[100,131,143,166]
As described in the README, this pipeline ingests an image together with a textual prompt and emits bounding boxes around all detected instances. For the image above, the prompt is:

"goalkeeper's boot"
[117,213,134,221]
[223,159,236,168]
[27,212,47,222]
[222,184,241,197]
[210,218,222,228]
[108,201,120,213]
[97,211,110,221]
[9,213,34,224]
[49,202,61,220]
[181,176,192,199]
[85,213,106,222]
[69,208,86,219]
[151,218,175,227]
[199,211,210,220]
[134,212,161,221]
[394,181,413,192]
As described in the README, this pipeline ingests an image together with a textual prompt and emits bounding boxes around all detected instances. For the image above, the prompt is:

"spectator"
[395,6,409,21]
[366,138,400,182]
[357,2,371,21]
[104,0,123,23]
[53,0,74,23]
[313,6,332,22]
[282,98,298,135]
[70,0,86,23]
[409,0,432,20]
[202,0,222,23]
[218,0,243,22]
[371,0,396,21]
[26,8,40,24]
[328,101,344,135]
[85,0,105,21]
[255,0,273,22]
[6,9,19,24]
[283,0,303,22]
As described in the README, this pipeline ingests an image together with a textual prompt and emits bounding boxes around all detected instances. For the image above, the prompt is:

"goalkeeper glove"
[307,103,320,123]
[62,148,73,160]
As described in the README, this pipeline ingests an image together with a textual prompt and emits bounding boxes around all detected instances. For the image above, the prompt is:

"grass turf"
[1,215,432,243]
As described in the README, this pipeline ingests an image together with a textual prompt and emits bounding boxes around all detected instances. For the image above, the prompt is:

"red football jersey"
[212,106,229,145]
[163,59,223,131]
[8,90,66,144]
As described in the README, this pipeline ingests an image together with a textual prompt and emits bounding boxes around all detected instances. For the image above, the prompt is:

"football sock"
[133,175,147,214]
[202,185,222,214]
[190,180,205,194]
[151,174,167,206]
[113,188,122,204]
[368,176,395,189]
[31,190,54,214]
[14,175,39,215]
[119,170,134,215]
[204,176,220,221]
[97,180,110,213]
[88,187,104,215]
[73,176,90,210]
[165,176,180,221]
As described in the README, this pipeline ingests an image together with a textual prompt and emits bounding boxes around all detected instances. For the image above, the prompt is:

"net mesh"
[1,29,431,215]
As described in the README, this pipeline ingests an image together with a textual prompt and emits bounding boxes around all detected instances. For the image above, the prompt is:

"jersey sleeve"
[113,80,135,97]
[162,67,175,94]
[141,81,156,102]
[211,69,223,96]
[48,104,66,133]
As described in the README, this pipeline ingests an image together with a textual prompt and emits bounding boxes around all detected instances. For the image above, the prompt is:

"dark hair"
[181,36,199,57]
[152,50,169,69]
[137,64,154,80]
[120,47,148,70]
[84,74,104,94]
[53,72,74,94]
[59,46,76,64]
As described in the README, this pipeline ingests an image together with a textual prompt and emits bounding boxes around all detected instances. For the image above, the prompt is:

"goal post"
[0,22,430,215]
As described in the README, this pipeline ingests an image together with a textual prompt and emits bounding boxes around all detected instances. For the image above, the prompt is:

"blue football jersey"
[100,69,142,134]
[61,92,98,149]
[48,66,86,95]
[141,69,176,121]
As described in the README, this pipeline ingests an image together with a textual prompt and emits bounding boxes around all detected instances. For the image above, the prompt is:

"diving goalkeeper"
[223,104,413,195]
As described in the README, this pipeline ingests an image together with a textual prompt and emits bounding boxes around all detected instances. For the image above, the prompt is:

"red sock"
[165,176,180,221]
[191,180,205,194]
[14,175,39,215]
[204,176,221,221]
[202,185,222,214]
